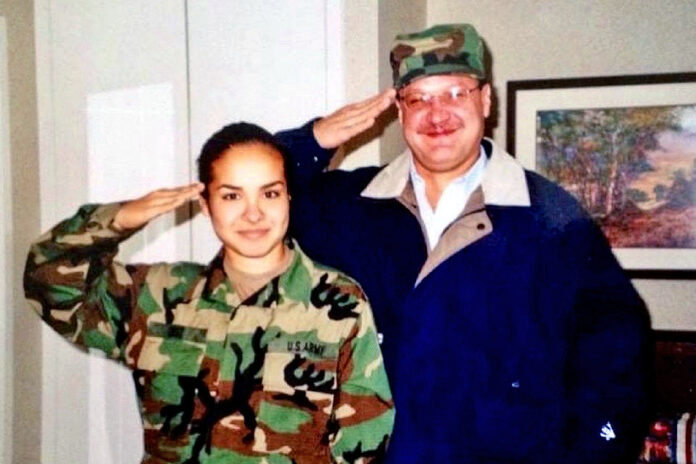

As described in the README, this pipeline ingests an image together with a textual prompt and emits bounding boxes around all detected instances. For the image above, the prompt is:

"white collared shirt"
[409,149,488,250]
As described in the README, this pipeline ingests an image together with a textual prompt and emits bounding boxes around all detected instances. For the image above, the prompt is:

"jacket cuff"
[75,202,141,242]
[275,117,335,170]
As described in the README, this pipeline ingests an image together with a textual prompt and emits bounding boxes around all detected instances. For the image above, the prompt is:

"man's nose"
[426,100,451,124]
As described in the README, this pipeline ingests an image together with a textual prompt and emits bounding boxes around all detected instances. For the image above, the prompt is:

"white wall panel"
[187,0,334,262]
[36,1,190,463]
[85,82,181,464]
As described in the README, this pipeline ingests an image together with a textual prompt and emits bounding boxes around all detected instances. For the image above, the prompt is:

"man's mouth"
[422,127,458,137]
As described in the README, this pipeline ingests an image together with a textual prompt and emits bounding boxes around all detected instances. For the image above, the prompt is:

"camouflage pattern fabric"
[24,203,394,464]
[389,23,486,88]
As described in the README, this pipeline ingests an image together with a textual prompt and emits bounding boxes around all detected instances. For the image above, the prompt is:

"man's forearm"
[275,118,335,191]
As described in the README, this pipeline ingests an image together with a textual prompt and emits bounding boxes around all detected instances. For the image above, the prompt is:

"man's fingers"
[323,91,393,129]
[350,88,395,110]
[332,105,383,128]
[327,93,394,132]
[333,118,376,140]
[334,89,395,120]
[330,108,381,131]
[314,89,395,149]
[346,117,377,133]
[339,93,386,114]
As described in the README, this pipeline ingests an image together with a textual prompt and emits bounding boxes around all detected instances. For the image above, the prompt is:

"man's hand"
[112,183,204,231]
[312,88,396,149]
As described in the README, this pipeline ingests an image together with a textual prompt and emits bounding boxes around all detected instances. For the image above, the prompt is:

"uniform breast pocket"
[135,323,209,440]
[258,340,340,454]
[137,322,207,377]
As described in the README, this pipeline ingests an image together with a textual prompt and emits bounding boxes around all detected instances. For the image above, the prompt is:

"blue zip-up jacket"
[278,123,651,463]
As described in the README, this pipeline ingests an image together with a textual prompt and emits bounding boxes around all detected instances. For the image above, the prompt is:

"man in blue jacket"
[282,23,651,463]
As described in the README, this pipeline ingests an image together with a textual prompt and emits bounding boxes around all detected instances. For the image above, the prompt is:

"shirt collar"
[361,137,531,207]
[408,146,486,189]
[198,238,307,310]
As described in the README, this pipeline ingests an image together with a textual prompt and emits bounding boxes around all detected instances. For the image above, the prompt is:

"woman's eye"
[264,190,281,199]
[222,192,240,200]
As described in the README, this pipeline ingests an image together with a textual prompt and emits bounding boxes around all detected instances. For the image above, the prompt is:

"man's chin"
[416,155,476,175]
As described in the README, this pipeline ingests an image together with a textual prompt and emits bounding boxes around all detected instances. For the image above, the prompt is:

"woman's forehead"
[210,143,285,186]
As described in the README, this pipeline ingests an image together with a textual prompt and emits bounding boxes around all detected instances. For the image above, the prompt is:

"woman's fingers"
[113,183,204,230]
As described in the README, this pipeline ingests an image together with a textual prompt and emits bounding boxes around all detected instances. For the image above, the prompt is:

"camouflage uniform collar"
[200,239,306,309]
[199,249,239,309]
[360,138,530,207]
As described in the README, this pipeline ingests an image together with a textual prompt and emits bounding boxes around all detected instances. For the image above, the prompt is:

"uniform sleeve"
[274,118,335,193]
[330,298,395,463]
[23,203,146,362]
[562,218,652,464]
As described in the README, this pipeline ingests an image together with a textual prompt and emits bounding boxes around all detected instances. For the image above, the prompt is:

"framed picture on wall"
[507,73,696,271]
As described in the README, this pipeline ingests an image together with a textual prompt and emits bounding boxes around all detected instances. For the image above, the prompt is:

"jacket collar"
[360,138,530,207]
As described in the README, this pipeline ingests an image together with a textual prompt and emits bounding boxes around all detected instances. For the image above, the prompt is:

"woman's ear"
[198,195,210,217]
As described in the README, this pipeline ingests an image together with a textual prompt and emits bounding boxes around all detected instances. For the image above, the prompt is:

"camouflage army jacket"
[24,203,394,464]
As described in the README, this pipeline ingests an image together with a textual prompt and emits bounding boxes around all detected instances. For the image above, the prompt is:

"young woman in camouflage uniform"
[24,122,394,464]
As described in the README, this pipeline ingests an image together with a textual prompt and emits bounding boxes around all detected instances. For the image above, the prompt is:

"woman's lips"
[237,229,270,240]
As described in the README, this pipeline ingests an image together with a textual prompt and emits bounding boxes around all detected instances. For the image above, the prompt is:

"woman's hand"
[112,183,204,231]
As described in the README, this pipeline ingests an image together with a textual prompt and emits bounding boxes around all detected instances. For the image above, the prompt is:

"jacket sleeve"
[275,118,335,193]
[330,296,395,463]
[562,218,652,464]
[24,203,146,362]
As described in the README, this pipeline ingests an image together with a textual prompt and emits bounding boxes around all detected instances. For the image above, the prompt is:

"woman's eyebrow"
[261,180,286,189]
[217,180,285,190]
[217,184,241,190]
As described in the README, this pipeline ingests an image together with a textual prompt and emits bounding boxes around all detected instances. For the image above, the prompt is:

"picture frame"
[507,73,696,272]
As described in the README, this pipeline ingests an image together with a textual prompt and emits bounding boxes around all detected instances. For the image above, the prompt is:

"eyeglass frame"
[396,83,483,111]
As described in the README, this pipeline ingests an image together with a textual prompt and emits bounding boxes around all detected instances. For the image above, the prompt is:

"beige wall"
[426,0,696,329]
[427,0,696,143]
[0,0,43,462]
[339,0,426,166]
[378,0,426,163]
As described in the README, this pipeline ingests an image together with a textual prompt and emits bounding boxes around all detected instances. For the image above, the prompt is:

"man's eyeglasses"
[397,85,481,111]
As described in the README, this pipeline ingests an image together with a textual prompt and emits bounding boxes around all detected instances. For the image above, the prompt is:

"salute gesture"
[112,182,204,231]
[313,88,395,149]
[111,89,396,233]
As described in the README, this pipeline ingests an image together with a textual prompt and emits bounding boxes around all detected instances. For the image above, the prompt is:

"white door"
[36,1,190,463]
[36,1,346,462]
[187,0,344,262]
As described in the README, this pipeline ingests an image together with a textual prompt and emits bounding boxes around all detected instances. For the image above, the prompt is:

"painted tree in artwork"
[536,106,678,218]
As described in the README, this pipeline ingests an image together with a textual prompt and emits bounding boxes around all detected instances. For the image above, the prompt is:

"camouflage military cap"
[390,23,486,88]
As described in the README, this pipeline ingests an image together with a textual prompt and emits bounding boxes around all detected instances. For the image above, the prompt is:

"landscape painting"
[535,104,696,250]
